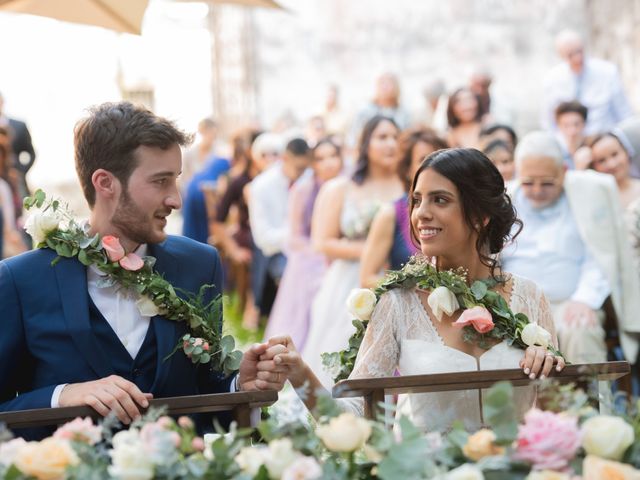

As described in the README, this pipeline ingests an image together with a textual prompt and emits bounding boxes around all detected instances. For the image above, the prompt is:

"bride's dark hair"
[409,148,522,279]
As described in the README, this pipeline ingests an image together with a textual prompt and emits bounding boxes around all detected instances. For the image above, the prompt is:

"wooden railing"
[332,361,630,419]
[0,390,278,430]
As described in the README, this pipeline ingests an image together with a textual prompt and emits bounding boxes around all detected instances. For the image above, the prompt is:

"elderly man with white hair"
[501,131,640,364]
[542,29,633,135]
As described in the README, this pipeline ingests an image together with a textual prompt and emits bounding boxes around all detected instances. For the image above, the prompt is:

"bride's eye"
[433,196,448,205]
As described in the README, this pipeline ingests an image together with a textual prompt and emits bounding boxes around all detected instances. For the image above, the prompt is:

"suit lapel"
[148,241,178,392]
[54,257,114,379]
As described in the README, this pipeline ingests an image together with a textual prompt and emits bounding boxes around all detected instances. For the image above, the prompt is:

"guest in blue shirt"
[181,156,230,244]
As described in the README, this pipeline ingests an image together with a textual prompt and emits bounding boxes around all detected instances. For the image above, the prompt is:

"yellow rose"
[316,413,371,452]
[462,429,505,461]
[582,455,640,480]
[582,416,635,461]
[14,438,79,480]
[526,471,570,480]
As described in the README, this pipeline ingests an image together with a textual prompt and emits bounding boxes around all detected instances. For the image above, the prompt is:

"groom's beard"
[111,189,168,245]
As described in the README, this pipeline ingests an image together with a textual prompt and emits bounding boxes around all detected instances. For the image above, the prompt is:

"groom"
[0,102,286,439]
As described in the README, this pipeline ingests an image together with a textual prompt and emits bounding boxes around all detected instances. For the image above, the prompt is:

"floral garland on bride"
[22,190,242,375]
[322,255,563,382]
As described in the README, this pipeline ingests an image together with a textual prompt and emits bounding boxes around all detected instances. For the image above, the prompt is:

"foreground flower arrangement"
[323,255,563,382]
[22,190,242,374]
[2,381,640,479]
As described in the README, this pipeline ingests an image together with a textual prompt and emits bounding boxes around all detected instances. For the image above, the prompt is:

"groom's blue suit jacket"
[0,235,234,438]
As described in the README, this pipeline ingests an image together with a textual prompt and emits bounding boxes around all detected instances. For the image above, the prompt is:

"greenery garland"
[322,255,564,383]
[23,190,242,376]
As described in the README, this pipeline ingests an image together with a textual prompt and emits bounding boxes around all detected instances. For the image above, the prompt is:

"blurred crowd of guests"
[4,29,640,385]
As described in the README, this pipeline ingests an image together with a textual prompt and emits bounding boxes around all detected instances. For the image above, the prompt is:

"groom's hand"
[238,343,288,391]
[58,375,153,425]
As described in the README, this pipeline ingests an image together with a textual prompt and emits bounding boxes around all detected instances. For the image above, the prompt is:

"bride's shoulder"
[374,287,416,313]
[505,272,547,305]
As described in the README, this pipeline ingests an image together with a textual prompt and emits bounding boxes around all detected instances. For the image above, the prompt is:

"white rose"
[265,438,301,479]
[24,209,62,245]
[0,438,27,467]
[446,463,485,480]
[135,295,161,317]
[346,289,377,321]
[316,413,371,452]
[281,456,323,480]
[582,415,634,461]
[109,429,155,480]
[235,446,268,477]
[427,286,460,321]
[520,323,552,349]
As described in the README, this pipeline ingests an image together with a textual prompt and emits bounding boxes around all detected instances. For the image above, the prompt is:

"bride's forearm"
[291,364,327,414]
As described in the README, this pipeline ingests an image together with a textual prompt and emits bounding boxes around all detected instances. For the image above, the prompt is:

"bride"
[260,148,566,431]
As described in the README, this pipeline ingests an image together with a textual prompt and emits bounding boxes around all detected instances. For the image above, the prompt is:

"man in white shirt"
[541,29,633,135]
[502,131,640,364]
[0,102,286,439]
[247,138,311,319]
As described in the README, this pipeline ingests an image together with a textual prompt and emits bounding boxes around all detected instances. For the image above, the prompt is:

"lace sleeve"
[511,275,559,349]
[338,291,401,416]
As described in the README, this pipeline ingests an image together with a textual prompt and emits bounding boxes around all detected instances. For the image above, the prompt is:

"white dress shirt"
[502,190,610,309]
[248,162,294,256]
[542,58,633,135]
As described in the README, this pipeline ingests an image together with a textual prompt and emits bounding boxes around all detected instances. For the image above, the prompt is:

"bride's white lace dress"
[339,274,557,432]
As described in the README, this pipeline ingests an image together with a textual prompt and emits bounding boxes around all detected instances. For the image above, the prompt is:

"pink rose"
[452,306,495,333]
[102,235,125,262]
[191,437,205,451]
[54,417,102,445]
[119,253,144,271]
[514,409,582,471]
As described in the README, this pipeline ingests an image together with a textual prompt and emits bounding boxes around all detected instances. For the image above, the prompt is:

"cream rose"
[281,456,322,480]
[13,438,79,480]
[582,454,640,479]
[265,438,301,479]
[427,286,460,321]
[0,438,27,467]
[582,415,634,461]
[346,289,377,321]
[446,463,485,480]
[108,429,155,480]
[462,429,504,461]
[24,209,62,246]
[520,323,552,349]
[136,295,161,317]
[316,413,371,452]
[235,446,268,477]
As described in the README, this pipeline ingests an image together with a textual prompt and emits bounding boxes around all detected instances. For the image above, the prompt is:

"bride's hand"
[262,335,309,389]
[519,346,566,380]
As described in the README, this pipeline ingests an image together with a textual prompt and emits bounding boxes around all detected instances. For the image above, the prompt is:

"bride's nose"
[415,199,433,221]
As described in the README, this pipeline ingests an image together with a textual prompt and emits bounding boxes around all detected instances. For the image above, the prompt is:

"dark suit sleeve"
[0,262,56,412]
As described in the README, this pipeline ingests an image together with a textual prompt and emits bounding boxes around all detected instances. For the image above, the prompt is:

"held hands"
[520,346,566,380]
[58,375,153,425]
[237,342,288,391]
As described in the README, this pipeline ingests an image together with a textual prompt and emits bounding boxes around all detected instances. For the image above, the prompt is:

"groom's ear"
[92,169,120,202]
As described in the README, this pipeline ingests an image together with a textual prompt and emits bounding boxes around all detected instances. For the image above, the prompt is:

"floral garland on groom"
[23,190,242,376]
[322,255,563,383]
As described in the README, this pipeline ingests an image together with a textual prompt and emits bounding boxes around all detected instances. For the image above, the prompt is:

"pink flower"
[178,416,194,430]
[193,338,204,347]
[54,417,102,445]
[119,253,144,271]
[452,306,495,334]
[102,235,125,262]
[514,409,582,471]
[191,437,205,452]
[203,342,210,351]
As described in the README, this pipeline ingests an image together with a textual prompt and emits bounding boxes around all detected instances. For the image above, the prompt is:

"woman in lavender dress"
[360,128,448,288]
[264,138,343,350]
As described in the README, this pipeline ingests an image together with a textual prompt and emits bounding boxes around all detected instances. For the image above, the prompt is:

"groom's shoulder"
[1,247,59,271]
[159,235,221,263]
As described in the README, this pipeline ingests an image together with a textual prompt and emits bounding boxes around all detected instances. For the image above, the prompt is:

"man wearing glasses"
[501,131,640,365]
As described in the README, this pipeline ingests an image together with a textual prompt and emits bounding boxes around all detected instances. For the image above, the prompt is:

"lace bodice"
[339,274,557,431]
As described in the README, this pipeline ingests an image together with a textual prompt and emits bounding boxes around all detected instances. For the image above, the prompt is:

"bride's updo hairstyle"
[409,148,522,278]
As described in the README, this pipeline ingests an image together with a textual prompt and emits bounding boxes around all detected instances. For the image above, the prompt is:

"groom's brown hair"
[74,101,191,207]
